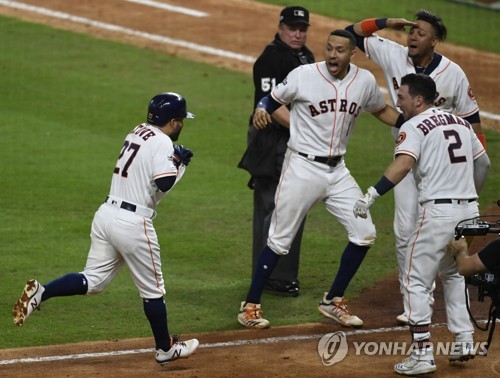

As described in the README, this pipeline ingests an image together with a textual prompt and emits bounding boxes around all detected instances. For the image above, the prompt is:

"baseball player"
[354,73,490,375]
[346,9,487,325]
[237,29,401,329]
[238,6,315,297]
[12,92,199,365]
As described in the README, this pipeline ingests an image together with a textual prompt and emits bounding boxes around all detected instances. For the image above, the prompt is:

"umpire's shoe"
[155,335,199,365]
[237,301,270,329]
[318,293,363,328]
[13,279,45,326]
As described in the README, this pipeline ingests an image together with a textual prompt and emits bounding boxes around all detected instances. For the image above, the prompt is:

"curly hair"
[414,9,447,41]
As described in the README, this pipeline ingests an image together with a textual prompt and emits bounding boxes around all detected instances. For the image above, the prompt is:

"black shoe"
[264,279,299,297]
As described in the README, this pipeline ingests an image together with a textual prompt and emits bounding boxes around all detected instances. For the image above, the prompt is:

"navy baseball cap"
[279,6,310,26]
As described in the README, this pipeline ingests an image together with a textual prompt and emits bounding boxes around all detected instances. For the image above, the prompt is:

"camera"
[454,215,500,302]
[466,272,498,302]
[454,219,496,239]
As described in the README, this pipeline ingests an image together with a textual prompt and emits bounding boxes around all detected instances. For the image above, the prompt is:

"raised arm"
[350,18,417,37]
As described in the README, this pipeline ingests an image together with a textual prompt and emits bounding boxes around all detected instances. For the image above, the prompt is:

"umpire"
[238,6,314,296]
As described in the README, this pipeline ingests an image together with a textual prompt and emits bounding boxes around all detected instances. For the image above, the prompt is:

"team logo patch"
[396,131,406,146]
[467,86,476,100]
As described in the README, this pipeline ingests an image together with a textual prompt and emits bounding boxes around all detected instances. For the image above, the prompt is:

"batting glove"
[353,186,380,219]
[173,145,194,167]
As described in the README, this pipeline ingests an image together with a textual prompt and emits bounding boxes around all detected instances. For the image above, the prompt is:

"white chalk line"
[123,0,208,17]
[1,0,499,121]
[0,0,255,63]
[3,320,497,366]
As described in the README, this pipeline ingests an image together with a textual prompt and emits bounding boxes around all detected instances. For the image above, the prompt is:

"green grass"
[0,4,498,350]
[260,0,499,53]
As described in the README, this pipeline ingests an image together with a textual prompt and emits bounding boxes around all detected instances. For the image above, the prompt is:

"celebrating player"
[353,73,490,375]
[346,9,487,325]
[238,6,315,297]
[12,92,199,365]
[237,29,401,330]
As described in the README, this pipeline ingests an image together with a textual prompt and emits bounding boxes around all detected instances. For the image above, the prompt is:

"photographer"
[449,238,500,277]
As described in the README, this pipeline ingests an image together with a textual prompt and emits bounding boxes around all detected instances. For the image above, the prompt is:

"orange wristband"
[477,133,487,149]
[361,18,381,35]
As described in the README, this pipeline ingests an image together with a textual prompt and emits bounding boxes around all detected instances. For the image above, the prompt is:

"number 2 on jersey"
[443,130,466,163]
[113,141,141,177]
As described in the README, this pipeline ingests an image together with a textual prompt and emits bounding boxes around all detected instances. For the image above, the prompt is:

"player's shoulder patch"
[396,131,406,146]
[467,86,476,100]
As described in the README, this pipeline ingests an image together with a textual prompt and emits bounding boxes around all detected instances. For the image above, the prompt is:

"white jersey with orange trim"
[395,108,486,204]
[362,34,481,309]
[364,35,479,138]
[271,62,386,157]
[110,123,179,210]
[265,61,387,255]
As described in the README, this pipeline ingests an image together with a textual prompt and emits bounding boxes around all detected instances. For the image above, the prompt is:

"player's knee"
[349,229,376,247]
[267,240,289,255]
[356,236,376,247]
[82,274,108,295]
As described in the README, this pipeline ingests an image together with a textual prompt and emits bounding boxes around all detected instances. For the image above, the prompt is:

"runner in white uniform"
[346,9,487,324]
[237,29,400,330]
[12,92,199,365]
[354,73,489,375]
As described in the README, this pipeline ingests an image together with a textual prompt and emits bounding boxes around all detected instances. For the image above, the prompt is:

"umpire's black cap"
[279,6,310,26]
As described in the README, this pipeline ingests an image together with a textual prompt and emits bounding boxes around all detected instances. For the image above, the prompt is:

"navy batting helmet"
[147,92,195,126]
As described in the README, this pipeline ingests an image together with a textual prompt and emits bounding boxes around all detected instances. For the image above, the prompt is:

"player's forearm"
[372,105,401,127]
[271,106,290,128]
[351,18,388,37]
[473,153,490,194]
[383,155,414,186]
[351,17,416,37]
[470,122,487,149]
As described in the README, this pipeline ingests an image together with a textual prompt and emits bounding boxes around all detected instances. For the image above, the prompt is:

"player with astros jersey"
[346,9,487,325]
[354,73,489,375]
[12,92,199,366]
[238,29,401,330]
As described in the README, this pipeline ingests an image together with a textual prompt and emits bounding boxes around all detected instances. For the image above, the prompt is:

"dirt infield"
[0,1,499,376]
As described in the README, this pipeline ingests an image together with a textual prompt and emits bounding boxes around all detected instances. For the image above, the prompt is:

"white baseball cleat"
[155,336,199,365]
[13,279,45,326]
[318,293,363,328]
[396,312,409,325]
[237,301,270,329]
[394,348,436,375]
[449,342,475,362]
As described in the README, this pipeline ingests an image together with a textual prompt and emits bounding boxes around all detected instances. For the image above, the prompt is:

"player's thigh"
[83,207,125,294]
[324,171,376,245]
[268,152,324,253]
[112,214,165,298]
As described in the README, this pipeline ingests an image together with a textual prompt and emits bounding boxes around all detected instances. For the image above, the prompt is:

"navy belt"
[434,198,476,204]
[298,152,342,167]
